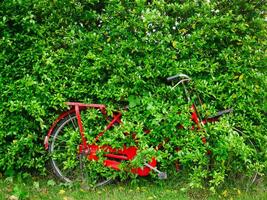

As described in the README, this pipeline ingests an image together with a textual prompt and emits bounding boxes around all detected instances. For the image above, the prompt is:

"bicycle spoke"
[69,114,78,130]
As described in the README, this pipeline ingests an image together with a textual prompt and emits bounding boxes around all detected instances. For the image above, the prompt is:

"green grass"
[0,175,266,200]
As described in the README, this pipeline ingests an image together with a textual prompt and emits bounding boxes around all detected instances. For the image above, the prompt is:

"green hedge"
[0,0,266,188]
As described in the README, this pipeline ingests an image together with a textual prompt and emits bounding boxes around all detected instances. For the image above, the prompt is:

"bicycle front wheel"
[49,112,113,187]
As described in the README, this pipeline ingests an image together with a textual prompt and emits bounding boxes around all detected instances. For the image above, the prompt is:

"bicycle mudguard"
[44,102,106,150]
[44,108,75,150]
[202,108,233,124]
[211,108,233,118]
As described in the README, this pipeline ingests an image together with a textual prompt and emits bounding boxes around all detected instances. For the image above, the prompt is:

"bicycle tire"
[49,113,113,187]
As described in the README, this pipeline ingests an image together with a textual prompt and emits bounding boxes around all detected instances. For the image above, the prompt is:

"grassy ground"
[0,175,266,200]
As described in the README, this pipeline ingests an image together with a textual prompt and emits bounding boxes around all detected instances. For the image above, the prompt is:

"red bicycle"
[44,74,232,186]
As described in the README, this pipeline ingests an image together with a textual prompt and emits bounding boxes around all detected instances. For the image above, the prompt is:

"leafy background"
[0,0,266,188]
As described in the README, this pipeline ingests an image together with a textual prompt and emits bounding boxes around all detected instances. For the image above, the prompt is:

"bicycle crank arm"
[144,163,167,179]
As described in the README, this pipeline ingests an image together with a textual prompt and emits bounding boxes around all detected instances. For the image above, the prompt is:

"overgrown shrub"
[0,0,266,188]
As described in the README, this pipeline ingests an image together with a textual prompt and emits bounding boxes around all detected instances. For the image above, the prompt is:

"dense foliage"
[0,0,266,189]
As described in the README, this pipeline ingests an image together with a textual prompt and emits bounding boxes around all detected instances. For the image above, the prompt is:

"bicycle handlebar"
[167,74,191,83]
[167,74,191,101]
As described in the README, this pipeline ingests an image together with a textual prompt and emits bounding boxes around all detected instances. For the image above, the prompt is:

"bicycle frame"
[44,74,232,178]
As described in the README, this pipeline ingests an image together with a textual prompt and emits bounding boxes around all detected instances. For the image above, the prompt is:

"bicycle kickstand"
[144,163,167,179]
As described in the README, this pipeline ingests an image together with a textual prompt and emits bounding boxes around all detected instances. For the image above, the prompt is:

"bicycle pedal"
[158,172,167,179]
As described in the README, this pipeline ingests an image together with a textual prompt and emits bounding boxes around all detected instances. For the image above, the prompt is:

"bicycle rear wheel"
[49,112,113,187]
